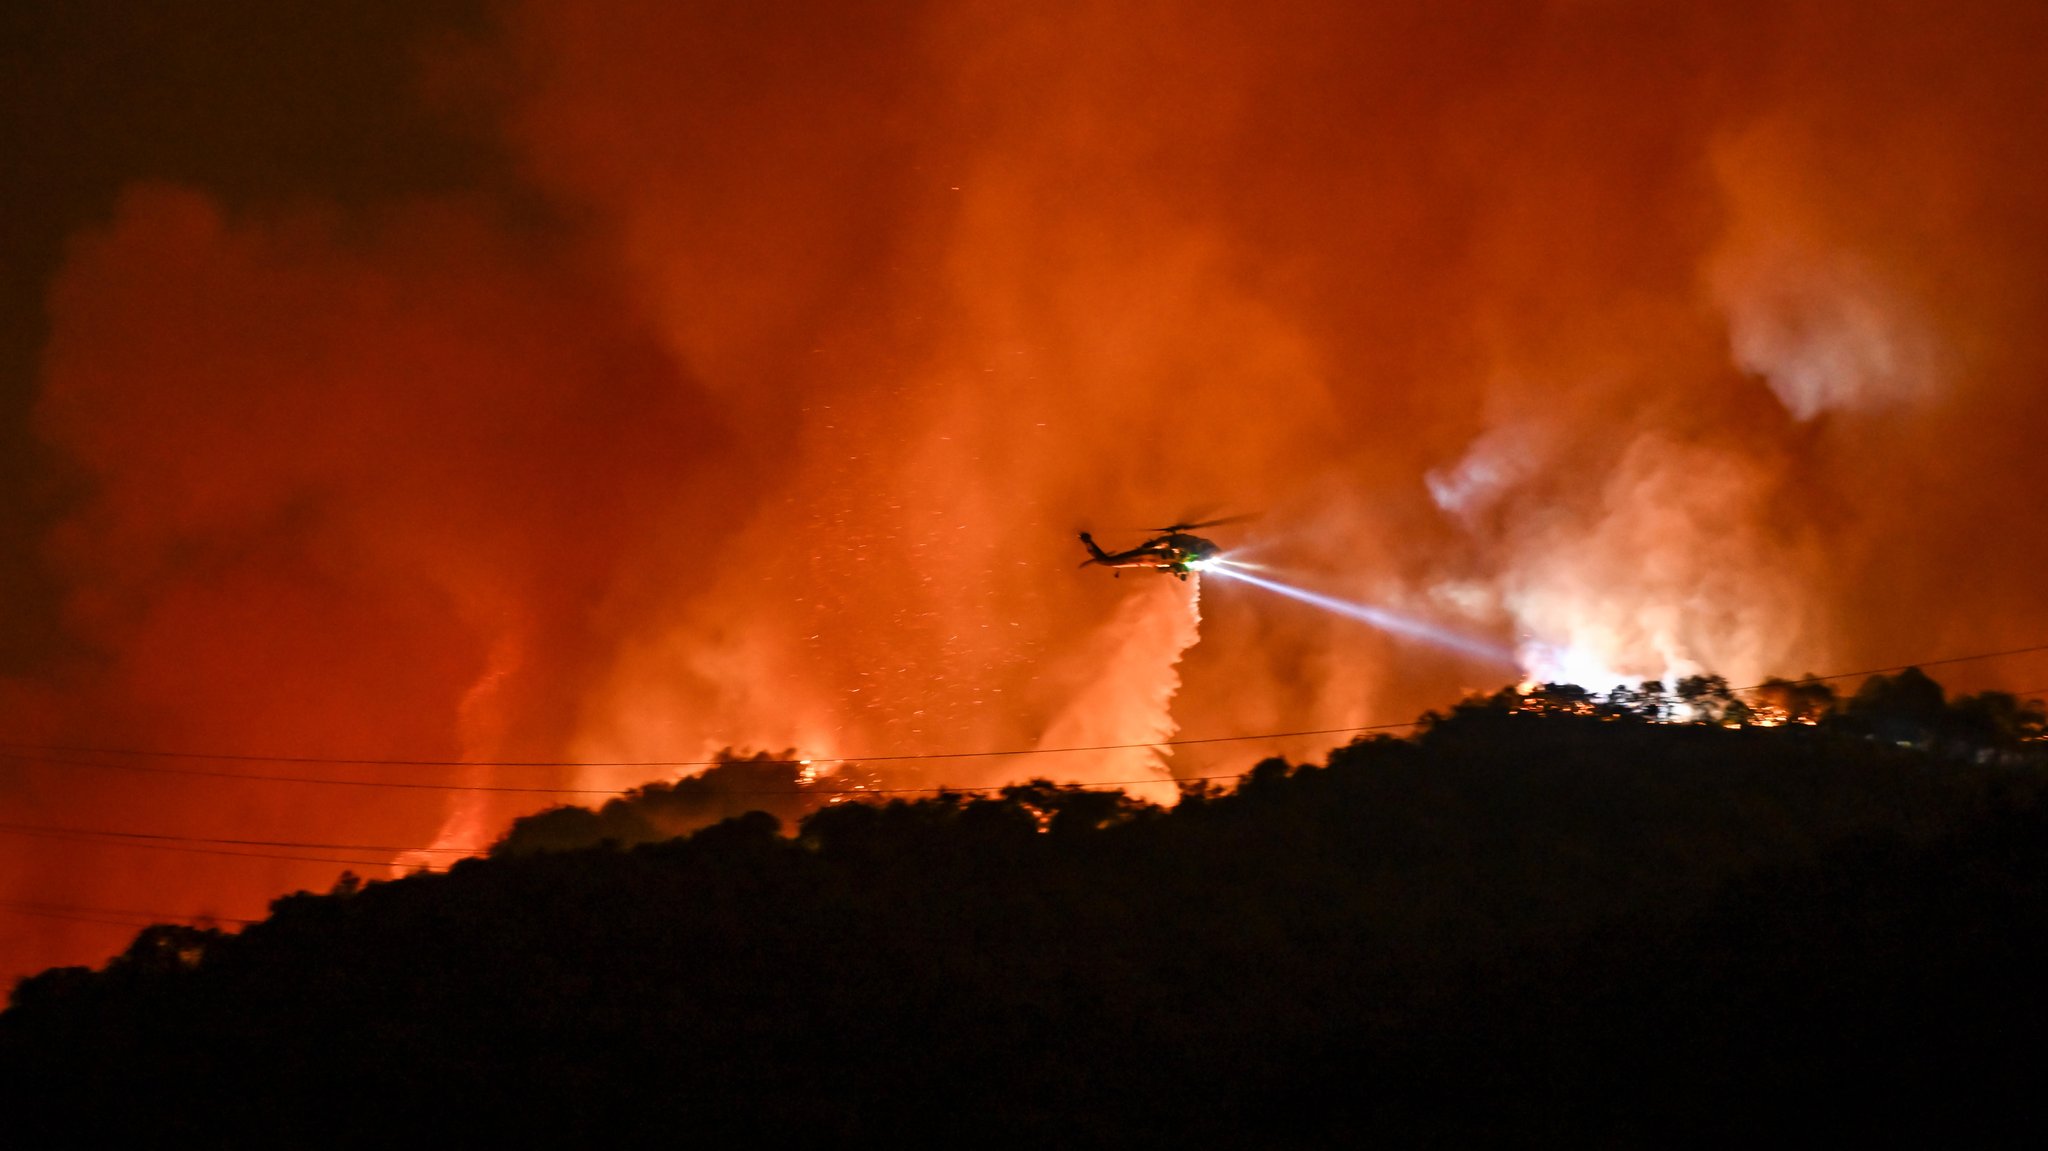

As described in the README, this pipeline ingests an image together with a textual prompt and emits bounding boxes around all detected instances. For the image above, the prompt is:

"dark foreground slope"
[7,712,2048,1145]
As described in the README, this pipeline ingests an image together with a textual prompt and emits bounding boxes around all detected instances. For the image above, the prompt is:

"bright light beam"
[1206,562,1511,664]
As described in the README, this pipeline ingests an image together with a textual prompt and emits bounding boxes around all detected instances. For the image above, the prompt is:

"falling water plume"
[1028,577,1202,805]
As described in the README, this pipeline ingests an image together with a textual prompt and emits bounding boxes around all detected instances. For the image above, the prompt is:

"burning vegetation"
[1486,667,2046,751]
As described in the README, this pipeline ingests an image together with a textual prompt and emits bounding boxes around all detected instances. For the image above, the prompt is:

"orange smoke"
[7,0,2048,983]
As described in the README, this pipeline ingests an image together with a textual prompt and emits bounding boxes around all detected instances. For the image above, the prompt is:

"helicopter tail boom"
[1077,531,1112,565]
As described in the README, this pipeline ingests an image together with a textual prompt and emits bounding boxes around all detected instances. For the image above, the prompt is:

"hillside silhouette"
[4,670,2047,1144]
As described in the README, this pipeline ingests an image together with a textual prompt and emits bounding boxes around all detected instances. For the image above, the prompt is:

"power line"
[1727,642,2048,692]
[0,820,476,854]
[0,643,2036,805]
[0,764,1289,868]
[0,898,256,927]
[7,658,2040,933]
[4,659,2037,798]
[0,734,1389,796]
[730,724,1422,766]
[745,768,1260,796]
[0,769,1257,858]
[0,905,162,930]
[0,722,1415,771]
[0,823,456,868]
[0,641,2041,773]
[0,770,1261,868]
[0,750,634,796]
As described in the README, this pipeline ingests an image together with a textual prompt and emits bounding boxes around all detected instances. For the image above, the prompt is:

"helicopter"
[1077,516,1245,580]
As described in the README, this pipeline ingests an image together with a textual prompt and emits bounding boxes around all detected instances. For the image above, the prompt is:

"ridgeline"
[5,671,2047,1144]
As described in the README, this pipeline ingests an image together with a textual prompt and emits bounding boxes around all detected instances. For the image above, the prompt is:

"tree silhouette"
[493,749,819,855]
[5,672,2047,1144]
[1677,673,1744,724]
[1754,675,1839,725]
[1840,667,1948,747]
[1944,689,2047,755]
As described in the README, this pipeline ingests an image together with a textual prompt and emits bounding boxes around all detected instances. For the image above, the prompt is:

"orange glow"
[8,0,2048,983]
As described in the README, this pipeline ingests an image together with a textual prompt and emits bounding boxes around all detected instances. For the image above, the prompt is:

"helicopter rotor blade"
[1149,512,1259,533]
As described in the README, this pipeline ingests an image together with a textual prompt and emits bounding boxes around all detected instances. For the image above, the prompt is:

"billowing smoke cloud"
[7,0,2048,982]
